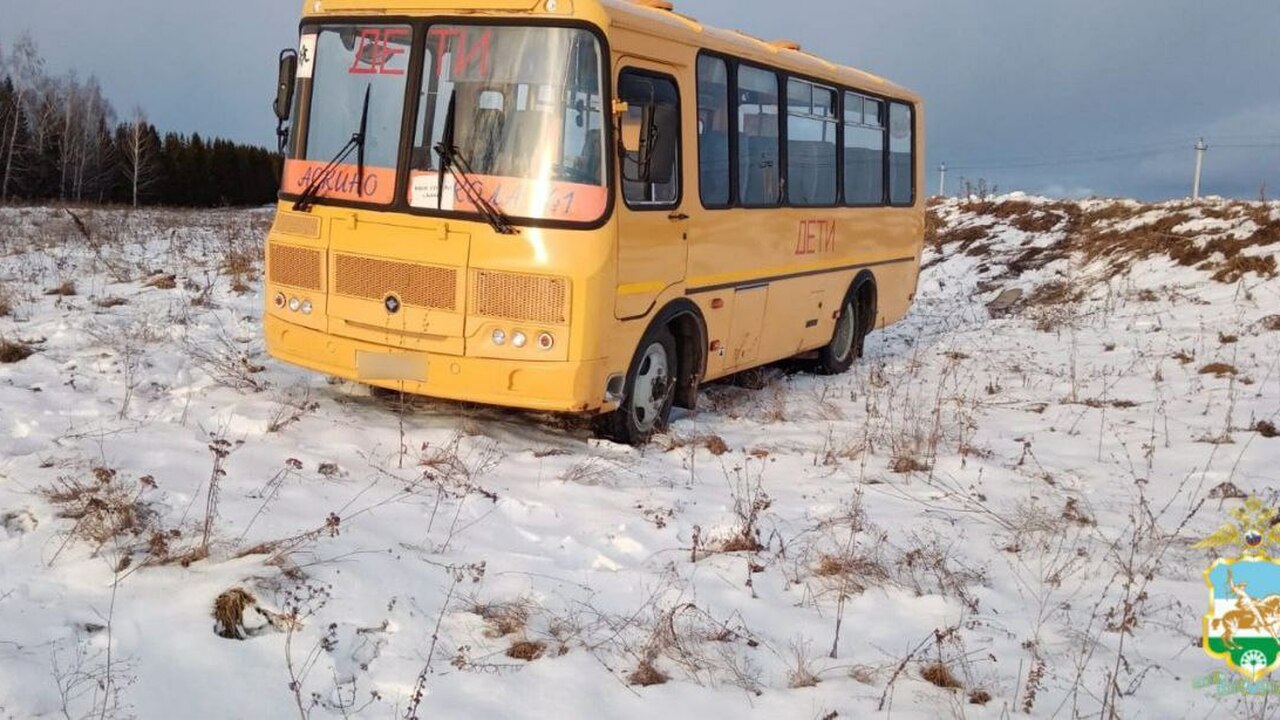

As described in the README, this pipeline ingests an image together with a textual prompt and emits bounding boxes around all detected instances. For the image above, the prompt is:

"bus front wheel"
[600,326,678,445]
[816,292,863,375]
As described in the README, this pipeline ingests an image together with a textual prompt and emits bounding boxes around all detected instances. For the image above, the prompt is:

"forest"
[0,35,280,209]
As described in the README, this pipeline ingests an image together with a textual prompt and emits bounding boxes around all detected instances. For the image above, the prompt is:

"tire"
[600,325,679,445]
[815,290,862,375]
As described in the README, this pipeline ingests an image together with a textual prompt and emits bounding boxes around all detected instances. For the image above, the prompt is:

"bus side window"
[844,93,886,206]
[888,101,914,205]
[697,55,730,207]
[737,65,780,207]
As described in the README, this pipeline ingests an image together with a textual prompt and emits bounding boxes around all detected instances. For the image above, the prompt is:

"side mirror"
[274,49,298,123]
[274,49,298,154]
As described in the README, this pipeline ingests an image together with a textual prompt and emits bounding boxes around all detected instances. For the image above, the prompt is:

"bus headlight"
[274,292,287,309]
[492,329,507,346]
[536,332,555,351]
[512,331,528,349]
[288,297,301,312]
[300,300,314,316]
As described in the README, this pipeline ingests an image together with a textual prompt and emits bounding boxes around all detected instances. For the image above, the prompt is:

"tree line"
[0,34,280,208]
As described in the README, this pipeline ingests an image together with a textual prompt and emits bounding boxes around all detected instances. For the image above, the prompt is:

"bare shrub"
[267,385,319,433]
[709,463,771,554]
[184,321,267,392]
[787,639,822,688]
[41,468,158,563]
[87,319,165,418]
[469,598,532,638]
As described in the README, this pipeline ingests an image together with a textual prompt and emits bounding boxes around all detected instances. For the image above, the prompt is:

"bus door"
[614,61,688,320]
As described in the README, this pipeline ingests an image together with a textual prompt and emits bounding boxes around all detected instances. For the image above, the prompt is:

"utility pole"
[938,162,947,198]
[1192,138,1207,201]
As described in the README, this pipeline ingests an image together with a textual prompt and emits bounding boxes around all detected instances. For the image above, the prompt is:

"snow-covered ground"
[1,196,1278,719]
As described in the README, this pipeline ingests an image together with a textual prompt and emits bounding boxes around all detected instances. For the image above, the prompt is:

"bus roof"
[598,0,920,103]
[301,0,920,102]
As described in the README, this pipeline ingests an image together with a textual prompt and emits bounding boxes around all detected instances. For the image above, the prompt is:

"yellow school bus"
[264,0,925,443]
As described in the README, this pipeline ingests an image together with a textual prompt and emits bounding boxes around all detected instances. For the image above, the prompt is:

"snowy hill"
[1,197,1278,719]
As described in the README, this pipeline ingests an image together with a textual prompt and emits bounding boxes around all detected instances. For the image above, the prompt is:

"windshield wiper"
[434,91,518,235]
[293,84,371,212]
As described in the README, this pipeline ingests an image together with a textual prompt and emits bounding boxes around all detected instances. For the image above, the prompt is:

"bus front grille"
[471,271,568,325]
[334,254,457,311]
[269,244,323,291]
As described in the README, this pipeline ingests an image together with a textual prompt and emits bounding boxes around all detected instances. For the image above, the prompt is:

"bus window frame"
[278,15,617,233]
[616,66,685,212]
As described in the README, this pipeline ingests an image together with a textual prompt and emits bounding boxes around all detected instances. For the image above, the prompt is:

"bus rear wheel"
[816,292,863,375]
[600,326,678,445]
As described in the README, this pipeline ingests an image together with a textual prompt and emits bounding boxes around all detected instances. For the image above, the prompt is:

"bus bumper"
[265,314,610,414]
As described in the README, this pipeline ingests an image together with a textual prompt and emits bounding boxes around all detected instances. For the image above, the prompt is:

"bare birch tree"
[119,106,159,207]
[1,33,44,203]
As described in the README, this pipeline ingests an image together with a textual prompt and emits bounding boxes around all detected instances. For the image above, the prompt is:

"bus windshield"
[409,25,608,224]
[283,24,608,225]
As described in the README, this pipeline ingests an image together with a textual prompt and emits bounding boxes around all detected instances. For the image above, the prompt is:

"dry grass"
[933,225,991,253]
[813,553,891,595]
[0,338,34,364]
[628,660,669,687]
[890,453,932,474]
[920,662,963,690]
[505,640,547,662]
[667,433,730,456]
[213,588,258,640]
[1260,315,1280,332]
[470,599,531,638]
[144,274,177,290]
[45,280,77,297]
[1199,362,1238,377]
[1256,420,1278,439]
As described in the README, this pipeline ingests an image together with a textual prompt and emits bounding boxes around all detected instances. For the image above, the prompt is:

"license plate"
[356,352,428,382]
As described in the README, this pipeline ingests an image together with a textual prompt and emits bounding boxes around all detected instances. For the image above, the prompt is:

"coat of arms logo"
[1196,497,1280,681]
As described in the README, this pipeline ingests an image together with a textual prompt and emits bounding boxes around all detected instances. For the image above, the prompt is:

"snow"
[1,199,1278,719]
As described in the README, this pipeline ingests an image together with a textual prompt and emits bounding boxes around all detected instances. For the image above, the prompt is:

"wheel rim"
[832,301,856,362]
[630,342,672,433]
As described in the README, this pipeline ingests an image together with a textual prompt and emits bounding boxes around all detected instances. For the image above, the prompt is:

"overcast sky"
[2,0,1277,200]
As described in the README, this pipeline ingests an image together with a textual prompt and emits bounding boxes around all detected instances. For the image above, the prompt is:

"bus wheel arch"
[654,299,708,411]
[599,300,707,446]
[850,270,878,358]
